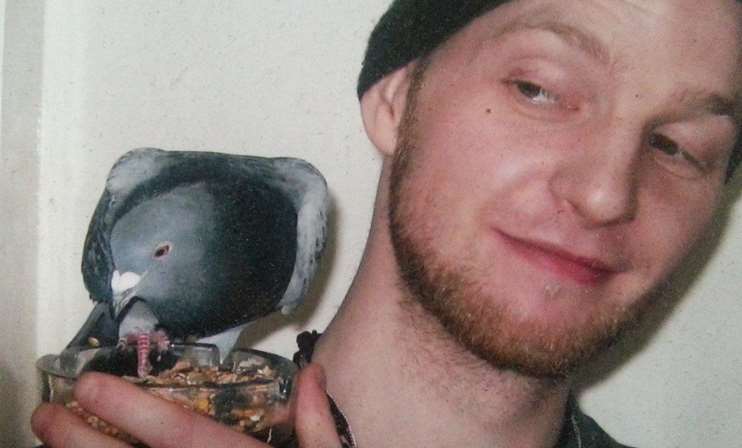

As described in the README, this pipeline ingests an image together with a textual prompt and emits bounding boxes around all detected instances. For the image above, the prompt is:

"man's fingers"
[293,364,343,448]
[74,372,267,448]
[31,403,132,448]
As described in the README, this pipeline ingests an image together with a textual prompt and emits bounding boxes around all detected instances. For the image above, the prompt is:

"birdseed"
[65,362,282,446]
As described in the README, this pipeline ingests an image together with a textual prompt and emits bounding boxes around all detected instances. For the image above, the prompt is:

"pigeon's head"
[108,179,297,339]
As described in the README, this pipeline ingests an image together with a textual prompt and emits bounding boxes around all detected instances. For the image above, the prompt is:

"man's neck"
[312,186,572,447]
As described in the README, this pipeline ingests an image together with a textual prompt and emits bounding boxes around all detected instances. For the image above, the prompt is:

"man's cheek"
[638,214,710,284]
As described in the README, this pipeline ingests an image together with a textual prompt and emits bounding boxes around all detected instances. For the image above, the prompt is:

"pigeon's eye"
[153,242,172,259]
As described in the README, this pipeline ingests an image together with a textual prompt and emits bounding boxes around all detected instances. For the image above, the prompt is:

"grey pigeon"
[64,148,329,373]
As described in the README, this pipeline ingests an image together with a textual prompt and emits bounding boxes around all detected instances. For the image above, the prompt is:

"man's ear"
[360,63,416,156]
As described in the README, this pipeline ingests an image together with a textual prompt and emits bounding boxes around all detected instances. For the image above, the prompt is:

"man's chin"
[436,298,631,378]
[406,279,639,378]
[390,219,643,379]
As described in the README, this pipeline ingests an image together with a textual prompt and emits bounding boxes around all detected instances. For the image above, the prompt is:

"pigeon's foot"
[137,333,152,378]
[117,330,172,378]
[152,329,171,357]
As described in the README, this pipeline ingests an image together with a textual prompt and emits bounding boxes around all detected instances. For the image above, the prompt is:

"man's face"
[388,0,741,377]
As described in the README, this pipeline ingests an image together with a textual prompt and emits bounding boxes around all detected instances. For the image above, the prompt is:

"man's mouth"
[495,231,622,285]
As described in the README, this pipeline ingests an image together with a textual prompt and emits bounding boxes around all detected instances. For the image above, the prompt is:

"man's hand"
[32,363,342,448]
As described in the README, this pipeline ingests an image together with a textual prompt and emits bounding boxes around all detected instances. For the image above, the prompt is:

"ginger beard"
[387,65,653,379]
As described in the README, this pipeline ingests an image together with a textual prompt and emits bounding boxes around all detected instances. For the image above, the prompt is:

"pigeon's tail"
[65,301,119,349]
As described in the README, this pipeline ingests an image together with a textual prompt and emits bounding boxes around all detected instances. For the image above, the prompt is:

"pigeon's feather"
[81,148,172,304]
[81,189,116,303]
[265,159,329,314]
[105,148,170,197]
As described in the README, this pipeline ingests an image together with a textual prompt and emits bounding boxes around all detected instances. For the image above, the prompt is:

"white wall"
[1,2,740,446]
[1,1,44,446]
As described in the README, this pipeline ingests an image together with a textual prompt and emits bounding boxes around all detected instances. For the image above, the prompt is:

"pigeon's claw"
[152,329,171,359]
[116,330,172,377]
[116,337,128,351]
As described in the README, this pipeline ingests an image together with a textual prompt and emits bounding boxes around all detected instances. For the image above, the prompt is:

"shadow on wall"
[576,169,742,390]
[0,0,45,445]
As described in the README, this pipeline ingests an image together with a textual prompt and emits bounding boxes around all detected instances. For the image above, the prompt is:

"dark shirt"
[281,331,635,448]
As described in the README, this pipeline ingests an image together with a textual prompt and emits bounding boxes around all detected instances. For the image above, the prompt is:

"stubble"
[387,61,649,378]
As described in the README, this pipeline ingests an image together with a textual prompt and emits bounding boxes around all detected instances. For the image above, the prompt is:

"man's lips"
[495,231,621,285]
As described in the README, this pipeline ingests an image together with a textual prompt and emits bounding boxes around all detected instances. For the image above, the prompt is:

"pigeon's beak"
[113,290,139,319]
[111,270,143,319]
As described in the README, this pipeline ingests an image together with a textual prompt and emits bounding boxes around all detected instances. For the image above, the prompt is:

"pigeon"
[63,148,329,376]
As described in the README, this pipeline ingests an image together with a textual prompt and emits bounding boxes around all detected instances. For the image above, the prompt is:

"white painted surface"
[1,2,740,446]
[1,1,44,446]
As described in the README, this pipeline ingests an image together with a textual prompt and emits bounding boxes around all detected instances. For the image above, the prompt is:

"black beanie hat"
[357,0,741,181]
[357,0,511,99]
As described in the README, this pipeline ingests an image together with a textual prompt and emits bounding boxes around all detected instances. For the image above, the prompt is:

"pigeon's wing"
[81,188,116,302]
[81,148,172,302]
[263,158,330,314]
[105,148,171,200]
[64,301,119,349]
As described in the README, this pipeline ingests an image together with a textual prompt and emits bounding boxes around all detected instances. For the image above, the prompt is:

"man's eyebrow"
[492,19,741,123]
[704,94,739,121]
[680,90,741,122]
[494,19,612,66]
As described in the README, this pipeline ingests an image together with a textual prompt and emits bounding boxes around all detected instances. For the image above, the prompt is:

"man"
[32,0,741,447]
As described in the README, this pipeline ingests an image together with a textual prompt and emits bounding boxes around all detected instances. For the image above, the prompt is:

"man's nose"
[550,129,641,227]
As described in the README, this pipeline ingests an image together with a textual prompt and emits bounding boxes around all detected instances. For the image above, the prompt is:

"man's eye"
[648,132,706,178]
[513,81,560,105]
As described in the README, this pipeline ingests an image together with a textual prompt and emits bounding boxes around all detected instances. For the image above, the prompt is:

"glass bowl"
[37,344,296,447]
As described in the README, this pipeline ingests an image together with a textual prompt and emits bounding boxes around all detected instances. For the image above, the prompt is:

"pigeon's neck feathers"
[118,301,159,337]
